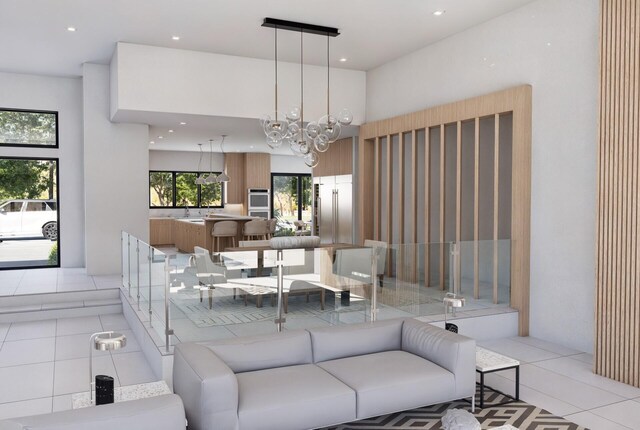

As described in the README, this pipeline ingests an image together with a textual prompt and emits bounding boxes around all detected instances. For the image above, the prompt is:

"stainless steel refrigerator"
[313,174,353,244]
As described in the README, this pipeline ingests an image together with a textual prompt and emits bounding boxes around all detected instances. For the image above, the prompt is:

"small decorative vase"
[95,375,114,405]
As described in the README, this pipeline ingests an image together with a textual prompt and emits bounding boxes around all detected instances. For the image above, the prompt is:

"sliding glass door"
[271,174,312,235]
[0,157,59,269]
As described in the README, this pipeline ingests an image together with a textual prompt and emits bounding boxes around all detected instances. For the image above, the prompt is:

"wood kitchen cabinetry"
[173,220,206,253]
[149,219,174,246]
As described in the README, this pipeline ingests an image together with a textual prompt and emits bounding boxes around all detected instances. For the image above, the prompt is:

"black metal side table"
[475,347,520,409]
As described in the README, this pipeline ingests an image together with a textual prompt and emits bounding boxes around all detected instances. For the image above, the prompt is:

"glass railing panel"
[121,231,129,289]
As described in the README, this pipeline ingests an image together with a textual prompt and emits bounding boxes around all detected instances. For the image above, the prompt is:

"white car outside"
[0,199,58,240]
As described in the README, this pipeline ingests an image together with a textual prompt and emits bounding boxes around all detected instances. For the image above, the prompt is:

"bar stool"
[243,219,268,240]
[267,218,277,239]
[212,221,238,251]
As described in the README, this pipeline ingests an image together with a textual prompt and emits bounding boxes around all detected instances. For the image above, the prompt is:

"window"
[0,158,59,269]
[0,109,58,147]
[271,173,312,234]
[149,171,224,208]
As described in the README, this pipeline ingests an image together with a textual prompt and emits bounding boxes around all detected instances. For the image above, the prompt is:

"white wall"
[111,43,366,125]
[83,63,149,275]
[0,71,85,268]
[149,149,223,172]
[270,155,312,174]
[365,0,599,353]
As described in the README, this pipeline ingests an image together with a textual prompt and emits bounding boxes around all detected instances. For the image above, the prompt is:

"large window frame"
[270,173,312,221]
[0,155,61,271]
[0,108,59,148]
[149,170,225,209]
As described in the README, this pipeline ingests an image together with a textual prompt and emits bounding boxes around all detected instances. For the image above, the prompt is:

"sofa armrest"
[173,342,238,430]
[0,394,185,430]
[401,319,476,399]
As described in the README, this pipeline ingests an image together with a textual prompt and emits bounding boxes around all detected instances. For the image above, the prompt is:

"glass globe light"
[267,118,289,136]
[260,114,271,126]
[315,134,330,153]
[290,140,305,157]
[286,107,301,122]
[337,108,353,126]
[299,139,312,155]
[288,121,300,136]
[319,115,338,128]
[305,122,321,139]
[326,122,341,142]
[304,150,319,168]
[266,131,283,149]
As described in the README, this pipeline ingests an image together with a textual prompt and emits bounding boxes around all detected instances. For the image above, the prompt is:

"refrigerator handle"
[335,189,339,243]
[317,196,321,234]
[332,189,337,243]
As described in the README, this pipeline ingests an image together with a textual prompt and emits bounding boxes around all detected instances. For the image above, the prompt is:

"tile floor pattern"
[0,314,156,420]
[1,316,640,430]
[0,268,121,296]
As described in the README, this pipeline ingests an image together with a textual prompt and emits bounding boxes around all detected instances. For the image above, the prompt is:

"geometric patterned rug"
[323,389,585,430]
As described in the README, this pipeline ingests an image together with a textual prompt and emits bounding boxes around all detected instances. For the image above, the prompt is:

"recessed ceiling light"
[433,10,445,16]
[168,129,174,133]
[180,122,187,125]
[158,136,164,139]
[546,42,552,46]
[339,58,348,62]
[250,145,254,149]
[67,27,77,32]
[150,141,155,144]
[172,36,180,41]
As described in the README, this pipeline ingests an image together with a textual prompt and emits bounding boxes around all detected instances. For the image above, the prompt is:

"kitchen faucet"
[184,205,190,218]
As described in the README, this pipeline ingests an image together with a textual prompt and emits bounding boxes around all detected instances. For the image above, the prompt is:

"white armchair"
[193,246,230,308]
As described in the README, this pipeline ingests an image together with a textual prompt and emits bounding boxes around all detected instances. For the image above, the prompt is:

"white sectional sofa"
[173,318,476,430]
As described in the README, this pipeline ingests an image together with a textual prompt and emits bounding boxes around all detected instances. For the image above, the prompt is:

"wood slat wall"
[595,0,640,388]
[357,85,531,335]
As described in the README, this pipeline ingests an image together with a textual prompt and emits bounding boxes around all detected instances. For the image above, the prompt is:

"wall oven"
[248,188,270,218]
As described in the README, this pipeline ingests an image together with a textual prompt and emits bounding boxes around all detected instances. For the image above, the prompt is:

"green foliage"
[0,111,56,146]
[200,181,222,207]
[176,173,198,206]
[0,159,56,200]
[149,172,173,206]
[48,241,58,265]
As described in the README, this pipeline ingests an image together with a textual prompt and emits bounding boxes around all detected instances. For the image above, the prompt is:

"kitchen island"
[150,215,262,254]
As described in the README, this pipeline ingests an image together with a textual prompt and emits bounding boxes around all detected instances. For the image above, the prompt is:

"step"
[0,288,122,323]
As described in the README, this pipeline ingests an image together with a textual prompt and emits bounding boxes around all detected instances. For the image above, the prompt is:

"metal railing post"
[127,234,132,297]
[451,242,460,316]
[370,248,379,322]
[164,255,174,352]
[148,245,153,324]
[136,239,141,310]
[120,232,124,289]
[275,249,286,332]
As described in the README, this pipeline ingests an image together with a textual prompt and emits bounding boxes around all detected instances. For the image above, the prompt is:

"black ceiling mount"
[262,18,340,37]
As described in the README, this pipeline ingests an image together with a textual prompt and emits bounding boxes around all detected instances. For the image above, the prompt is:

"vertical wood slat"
[474,118,480,299]
[439,124,446,290]
[455,121,462,294]
[398,133,405,281]
[411,130,418,283]
[374,137,381,241]
[596,0,640,388]
[386,135,393,276]
[493,114,500,304]
[425,129,431,287]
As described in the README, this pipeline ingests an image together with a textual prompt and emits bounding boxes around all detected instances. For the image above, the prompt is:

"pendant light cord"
[209,139,213,176]
[274,26,278,122]
[300,30,304,142]
[326,34,330,117]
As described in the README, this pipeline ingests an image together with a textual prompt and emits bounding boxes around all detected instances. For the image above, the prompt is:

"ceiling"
[0,0,536,77]
[143,112,359,153]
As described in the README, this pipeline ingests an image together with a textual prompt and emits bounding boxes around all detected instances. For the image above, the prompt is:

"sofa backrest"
[0,394,185,430]
[307,319,404,362]
[203,330,312,373]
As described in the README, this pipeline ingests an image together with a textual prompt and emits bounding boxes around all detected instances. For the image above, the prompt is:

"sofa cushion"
[308,318,404,362]
[202,330,312,373]
[236,364,356,430]
[317,350,455,419]
[0,394,185,430]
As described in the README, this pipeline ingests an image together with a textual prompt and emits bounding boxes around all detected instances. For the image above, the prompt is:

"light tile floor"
[479,337,640,430]
[0,268,121,296]
[0,314,156,420]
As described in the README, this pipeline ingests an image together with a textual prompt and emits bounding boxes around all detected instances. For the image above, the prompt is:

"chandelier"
[260,18,353,168]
